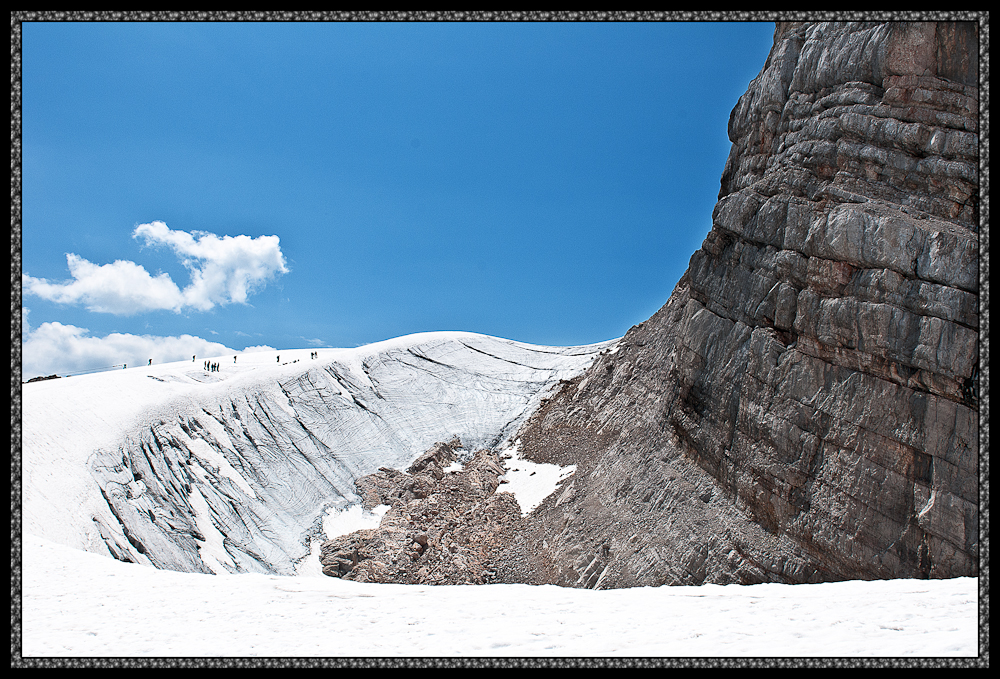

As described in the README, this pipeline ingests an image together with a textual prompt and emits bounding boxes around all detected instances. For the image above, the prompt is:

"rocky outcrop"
[495,21,980,587]
[320,439,529,585]
[24,374,61,383]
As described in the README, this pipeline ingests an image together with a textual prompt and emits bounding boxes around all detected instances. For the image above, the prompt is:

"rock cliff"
[492,21,980,587]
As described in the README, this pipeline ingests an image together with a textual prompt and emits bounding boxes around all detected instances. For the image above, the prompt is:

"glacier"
[22,331,616,576]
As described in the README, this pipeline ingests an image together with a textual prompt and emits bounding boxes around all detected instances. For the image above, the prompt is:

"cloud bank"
[20,311,275,380]
[22,222,289,315]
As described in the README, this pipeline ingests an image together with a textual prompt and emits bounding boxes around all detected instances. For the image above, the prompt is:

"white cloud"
[23,254,185,315]
[20,320,239,380]
[240,345,278,354]
[22,222,289,316]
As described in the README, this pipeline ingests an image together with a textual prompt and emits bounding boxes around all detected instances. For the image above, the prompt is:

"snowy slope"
[22,332,615,576]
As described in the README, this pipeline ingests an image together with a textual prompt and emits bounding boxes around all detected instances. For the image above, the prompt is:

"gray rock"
[320,441,527,585]
[499,20,980,588]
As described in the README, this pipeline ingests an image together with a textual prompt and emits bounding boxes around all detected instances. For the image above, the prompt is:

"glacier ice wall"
[22,332,614,575]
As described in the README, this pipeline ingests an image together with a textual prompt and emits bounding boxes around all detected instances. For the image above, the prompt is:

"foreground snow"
[20,534,978,658]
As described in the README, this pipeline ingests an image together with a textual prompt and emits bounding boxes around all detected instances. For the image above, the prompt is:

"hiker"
[192,355,196,362]
[277,355,280,363]
[148,359,152,366]
[234,356,237,363]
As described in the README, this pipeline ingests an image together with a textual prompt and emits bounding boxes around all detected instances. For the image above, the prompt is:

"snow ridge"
[22,331,615,576]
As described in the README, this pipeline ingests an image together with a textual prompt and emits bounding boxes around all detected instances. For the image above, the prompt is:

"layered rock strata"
[493,21,980,587]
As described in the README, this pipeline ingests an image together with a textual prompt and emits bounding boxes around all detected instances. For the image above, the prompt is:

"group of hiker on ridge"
[174,352,320,371]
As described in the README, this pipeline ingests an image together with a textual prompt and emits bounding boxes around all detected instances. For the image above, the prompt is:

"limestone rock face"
[502,21,980,587]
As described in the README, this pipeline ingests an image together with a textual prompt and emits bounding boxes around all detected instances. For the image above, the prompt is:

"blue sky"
[19,20,776,378]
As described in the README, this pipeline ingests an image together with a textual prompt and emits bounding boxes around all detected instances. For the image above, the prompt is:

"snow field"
[20,534,979,657]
